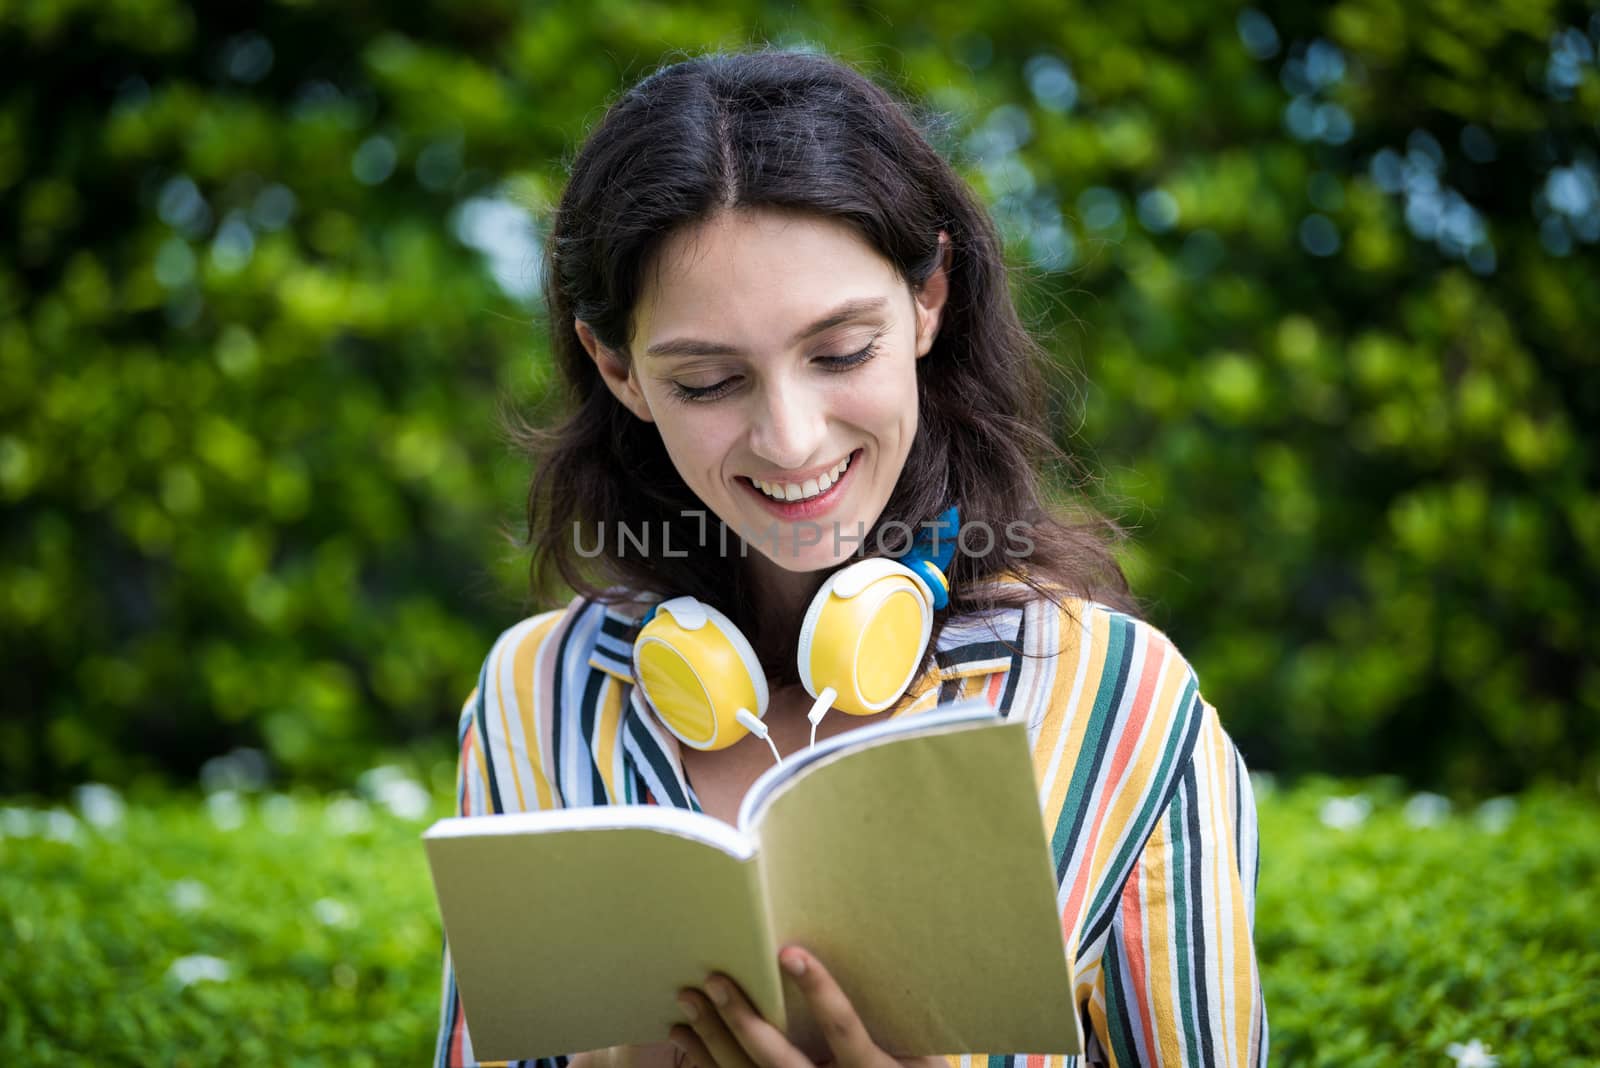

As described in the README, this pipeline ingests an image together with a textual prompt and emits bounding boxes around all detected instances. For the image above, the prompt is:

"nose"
[748,376,827,471]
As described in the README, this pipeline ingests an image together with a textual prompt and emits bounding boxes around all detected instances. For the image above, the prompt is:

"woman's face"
[580,208,947,574]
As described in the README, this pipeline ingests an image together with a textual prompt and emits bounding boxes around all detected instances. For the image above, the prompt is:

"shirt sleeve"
[1084,702,1268,1067]
[433,644,571,1068]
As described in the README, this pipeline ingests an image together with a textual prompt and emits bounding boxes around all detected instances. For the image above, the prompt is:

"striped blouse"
[434,585,1268,1067]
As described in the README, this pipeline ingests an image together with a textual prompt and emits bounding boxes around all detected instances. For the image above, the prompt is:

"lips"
[740,448,862,522]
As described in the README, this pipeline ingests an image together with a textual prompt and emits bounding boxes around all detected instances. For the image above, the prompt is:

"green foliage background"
[2,0,1597,795]
[5,781,1598,1065]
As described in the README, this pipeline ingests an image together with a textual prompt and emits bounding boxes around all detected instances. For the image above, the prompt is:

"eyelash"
[667,341,882,404]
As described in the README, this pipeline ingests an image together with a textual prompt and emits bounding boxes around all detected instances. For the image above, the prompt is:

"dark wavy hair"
[516,48,1135,684]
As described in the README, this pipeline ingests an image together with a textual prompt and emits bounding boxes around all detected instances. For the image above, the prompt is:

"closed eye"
[815,341,880,372]
[666,340,883,404]
[667,375,740,404]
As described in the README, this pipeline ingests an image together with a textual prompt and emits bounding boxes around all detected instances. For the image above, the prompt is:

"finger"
[669,1023,713,1068]
[780,948,878,1063]
[702,973,810,1068]
[680,988,755,1068]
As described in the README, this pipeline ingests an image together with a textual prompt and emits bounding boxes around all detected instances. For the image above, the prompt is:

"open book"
[422,699,1080,1060]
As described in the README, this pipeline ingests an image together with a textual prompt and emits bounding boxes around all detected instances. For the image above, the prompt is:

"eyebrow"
[644,297,890,358]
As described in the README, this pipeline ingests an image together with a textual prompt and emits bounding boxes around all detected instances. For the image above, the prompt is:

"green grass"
[3,776,1597,1066]
[1255,779,1600,1067]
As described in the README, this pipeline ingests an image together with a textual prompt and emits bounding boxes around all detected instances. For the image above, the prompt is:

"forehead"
[632,208,904,350]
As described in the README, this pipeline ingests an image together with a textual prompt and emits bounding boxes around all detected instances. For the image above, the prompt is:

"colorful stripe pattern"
[435,586,1267,1067]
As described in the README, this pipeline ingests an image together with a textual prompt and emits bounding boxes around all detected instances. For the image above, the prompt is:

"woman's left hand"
[669,947,945,1068]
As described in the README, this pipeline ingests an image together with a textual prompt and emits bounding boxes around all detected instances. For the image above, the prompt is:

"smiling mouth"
[738,448,862,510]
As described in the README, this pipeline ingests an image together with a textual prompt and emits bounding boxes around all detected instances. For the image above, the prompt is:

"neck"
[742,552,828,638]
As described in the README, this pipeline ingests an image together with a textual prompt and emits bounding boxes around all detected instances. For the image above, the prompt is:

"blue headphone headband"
[902,505,959,610]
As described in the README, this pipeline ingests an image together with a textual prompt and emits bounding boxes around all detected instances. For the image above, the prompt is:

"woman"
[436,49,1267,1068]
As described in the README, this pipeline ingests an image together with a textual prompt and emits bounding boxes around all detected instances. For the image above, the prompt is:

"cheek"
[655,413,740,488]
[843,359,919,442]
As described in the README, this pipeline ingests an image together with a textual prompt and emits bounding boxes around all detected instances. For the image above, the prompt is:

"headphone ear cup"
[905,557,950,610]
[798,559,934,716]
[633,598,768,751]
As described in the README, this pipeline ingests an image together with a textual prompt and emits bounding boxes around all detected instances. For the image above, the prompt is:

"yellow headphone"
[631,507,959,757]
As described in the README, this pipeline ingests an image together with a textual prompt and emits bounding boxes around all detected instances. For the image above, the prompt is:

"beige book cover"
[423,699,1080,1061]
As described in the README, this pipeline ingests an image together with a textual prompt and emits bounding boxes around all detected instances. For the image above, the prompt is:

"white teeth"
[754,453,854,502]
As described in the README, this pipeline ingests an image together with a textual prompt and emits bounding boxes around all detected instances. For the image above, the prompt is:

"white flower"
[1446,1038,1499,1067]
[166,954,231,989]
[1474,797,1516,834]
[169,879,210,913]
[43,809,82,843]
[74,783,126,830]
[200,747,270,794]
[357,765,432,819]
[262,793,301,834]
[357,764,407,793]
[1403,791,1451,829]
[1318,794,1371,831]
[376,778,431,821]
[205,790,246,831]
[1,807,38,838]
[313,897,355,928]
[325,796,373,836]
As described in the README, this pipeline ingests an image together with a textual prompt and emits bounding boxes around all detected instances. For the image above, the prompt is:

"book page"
[424,820,782,1059]
[752,719,1081,1058]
